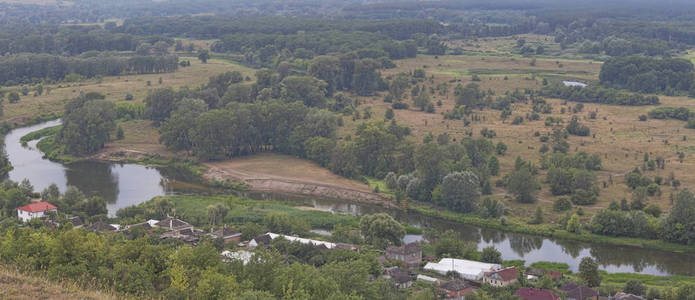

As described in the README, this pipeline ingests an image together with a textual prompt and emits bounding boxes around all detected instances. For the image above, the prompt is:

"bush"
[553,196,573,211]
[624,280,646,296]
[571,189,597,205]
[643,204,662,217]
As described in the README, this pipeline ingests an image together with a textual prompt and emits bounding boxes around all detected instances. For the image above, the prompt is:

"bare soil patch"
[204,153,390,204]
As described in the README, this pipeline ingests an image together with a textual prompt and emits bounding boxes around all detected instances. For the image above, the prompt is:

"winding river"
[5,121,695,276]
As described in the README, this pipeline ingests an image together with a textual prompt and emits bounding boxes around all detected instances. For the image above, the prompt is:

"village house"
[17,202,57,222]
[67,216,83,228]
[439,279,475,300]
[385,243,422,267]
[154,217,193,231]
[383,267,412,289]
[248,234,273,249]
[526,268,563,281]
[85,221,118,232]
[560,282,599,300]
[613,292,647,300]
[515,287,561,300]
[483,267,519,287]
[210,226,242,244]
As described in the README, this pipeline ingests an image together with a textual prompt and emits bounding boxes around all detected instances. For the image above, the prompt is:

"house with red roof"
[483,267,519,287]
[17,202,57,222]
[515,287,561,300]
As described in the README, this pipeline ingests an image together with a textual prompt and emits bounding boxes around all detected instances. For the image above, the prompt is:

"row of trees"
[0,53,178,86]
[0,25,146,55]
[591,189,695,245]
[539,82,660,106]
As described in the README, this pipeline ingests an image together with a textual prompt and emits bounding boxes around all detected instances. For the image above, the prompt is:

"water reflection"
[3,120,191,216]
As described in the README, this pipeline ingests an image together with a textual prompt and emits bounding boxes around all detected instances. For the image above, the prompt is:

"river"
[5,121,695,276]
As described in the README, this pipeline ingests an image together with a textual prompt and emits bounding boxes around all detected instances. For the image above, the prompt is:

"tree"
[579,257,602,287]
[7,92,19,103]
[195,268,238,299]
[435,230,473,258]
[488,156,499,176]
[116,126,124,140]
[413,91,431,111]
[507,168,539,203]
[198,49,210,63]
[57,94,116,155]
[480,246,502,264]
[530,207,544,224]
[662,189,695,245]
[440,171,480,213]
[566,214,582,233]
[479,197,506,219]
[41,184,61,203]
[359,213,405,249]
[280,76,328,108]
[624,280,646,296]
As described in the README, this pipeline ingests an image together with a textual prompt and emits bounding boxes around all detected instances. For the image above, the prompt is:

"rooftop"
[440,279,470,291]
[424,258,501,280]
[560,282,598,299]
[386,243,421,255]
[515,287,560,300]
[155,217,192,230]
[17,202,57,213]
[485,267,520,282]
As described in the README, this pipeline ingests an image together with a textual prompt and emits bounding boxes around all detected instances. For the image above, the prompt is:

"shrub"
[553,196,573,211]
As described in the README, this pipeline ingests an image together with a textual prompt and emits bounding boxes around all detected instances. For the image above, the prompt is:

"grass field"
[0,57,255,125]
[344,46,695,223]
[0,266,119,300]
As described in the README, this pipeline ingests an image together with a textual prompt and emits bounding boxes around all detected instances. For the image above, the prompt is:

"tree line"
[0,53,178,86]
[540,82,660,106]
[599,56,695,95]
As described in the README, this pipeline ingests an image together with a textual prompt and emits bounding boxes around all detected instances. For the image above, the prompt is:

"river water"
[5,121,695,276]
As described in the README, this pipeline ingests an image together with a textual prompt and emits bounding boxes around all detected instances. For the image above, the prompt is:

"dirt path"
[203,153,393,206]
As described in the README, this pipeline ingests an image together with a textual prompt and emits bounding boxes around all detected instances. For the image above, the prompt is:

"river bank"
[409,204,695,254]
[10,120,695,276]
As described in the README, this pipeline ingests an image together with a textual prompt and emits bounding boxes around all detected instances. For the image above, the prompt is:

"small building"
[210,226,242,244]
[439,279,475,300]
[560,282,599,300]
[384,267,412,289]
[154,217,193,231]
[85,221,117,232]
[424,258,501,280]
[526,268,563,281]
[67,216,83,228]
[515,287,561,300]
[17,202,57,222]
[483,267,519,287]
[416,274,440,285]
[248,234,272,249]
[385,243,422,267]
[614,292,646,300]
[160,230,200,245]
[126,221,152,233]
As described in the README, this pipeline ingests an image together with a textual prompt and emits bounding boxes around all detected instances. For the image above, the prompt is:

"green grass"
[20,125,60,145]
[529,261,571,274]
[139,195,360,229]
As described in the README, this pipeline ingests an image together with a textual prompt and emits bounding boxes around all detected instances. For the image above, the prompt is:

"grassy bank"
[408,204,695,253]
[0,265,120,300]
[135,194,359,229]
